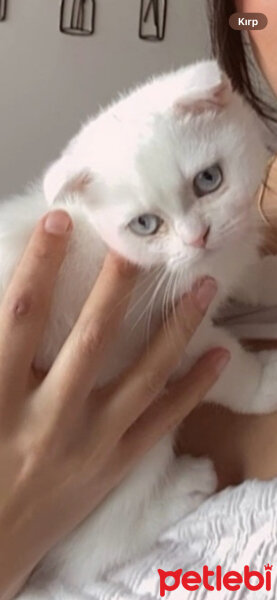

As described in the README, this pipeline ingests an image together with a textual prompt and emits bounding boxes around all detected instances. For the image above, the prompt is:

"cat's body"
[2,61,277,595]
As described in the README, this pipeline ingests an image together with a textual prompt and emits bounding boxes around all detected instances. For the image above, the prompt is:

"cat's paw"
[159,457,217,539]
[253,351,277,413]
[171,455,217,513]
[180,455,217,495]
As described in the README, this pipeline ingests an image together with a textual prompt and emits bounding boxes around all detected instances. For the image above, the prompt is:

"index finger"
[43,253,138,409]
[0,210,72,397]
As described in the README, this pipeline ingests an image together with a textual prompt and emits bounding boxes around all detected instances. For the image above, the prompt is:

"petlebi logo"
[158,564,273,596]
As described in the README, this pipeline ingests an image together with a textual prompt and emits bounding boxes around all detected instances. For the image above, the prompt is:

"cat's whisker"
[126,266,163,319]
[143,266,167,333]
[161,273,170,335]
[166,269,185,352]
[129,277,162,334]
[171,269,184,348]
[102,271,155,325]
[145,267,169,346]
[162,270,177,343]
[130,267,168,336]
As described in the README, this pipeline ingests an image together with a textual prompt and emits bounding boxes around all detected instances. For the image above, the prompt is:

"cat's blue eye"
[128,214,163,236]
[193,164,223,197]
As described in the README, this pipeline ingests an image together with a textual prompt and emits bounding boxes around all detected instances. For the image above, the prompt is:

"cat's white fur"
[2,61,277,596]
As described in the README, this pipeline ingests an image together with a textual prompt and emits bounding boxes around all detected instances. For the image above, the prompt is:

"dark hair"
[207,0,276,123]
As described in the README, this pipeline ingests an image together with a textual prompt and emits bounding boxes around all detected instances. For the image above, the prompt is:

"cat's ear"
[43,156,93,205]
[174,67,233,117]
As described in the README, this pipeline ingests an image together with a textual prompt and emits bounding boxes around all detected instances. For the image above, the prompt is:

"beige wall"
[0,0,210,197]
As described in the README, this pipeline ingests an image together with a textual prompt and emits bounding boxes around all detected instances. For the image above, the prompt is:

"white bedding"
[22,478,277,600]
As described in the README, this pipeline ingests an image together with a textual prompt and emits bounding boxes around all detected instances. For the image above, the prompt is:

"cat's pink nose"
[189,227,210,248]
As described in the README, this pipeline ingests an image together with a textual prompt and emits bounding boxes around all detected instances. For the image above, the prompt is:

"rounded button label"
[229,13,268,31]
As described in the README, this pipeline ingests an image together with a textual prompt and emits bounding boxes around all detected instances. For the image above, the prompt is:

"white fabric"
[24,478,277,599]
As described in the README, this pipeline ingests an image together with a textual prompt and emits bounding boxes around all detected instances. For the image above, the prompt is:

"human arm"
[0,210,228,600]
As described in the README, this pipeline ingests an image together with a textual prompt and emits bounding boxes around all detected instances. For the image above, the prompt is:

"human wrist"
[0,484,53,599]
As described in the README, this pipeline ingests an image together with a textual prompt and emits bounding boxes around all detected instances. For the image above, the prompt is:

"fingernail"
[210,348,231,375]
[193,277,217,312]
[44,210,72,235]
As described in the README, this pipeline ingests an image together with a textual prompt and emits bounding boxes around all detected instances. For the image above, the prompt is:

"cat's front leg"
[186,320,277,414]
[234,255,277,307]
[134,455,217,548]
[250,349,277,412]
[213,342,277,414]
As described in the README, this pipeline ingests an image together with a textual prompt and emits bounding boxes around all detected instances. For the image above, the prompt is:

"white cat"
[2,60,277,596]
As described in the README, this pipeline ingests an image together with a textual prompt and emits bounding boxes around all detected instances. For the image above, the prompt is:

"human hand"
[0,210,230,600]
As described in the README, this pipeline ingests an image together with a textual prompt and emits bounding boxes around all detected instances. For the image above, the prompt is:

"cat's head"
[43,61,267,275]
